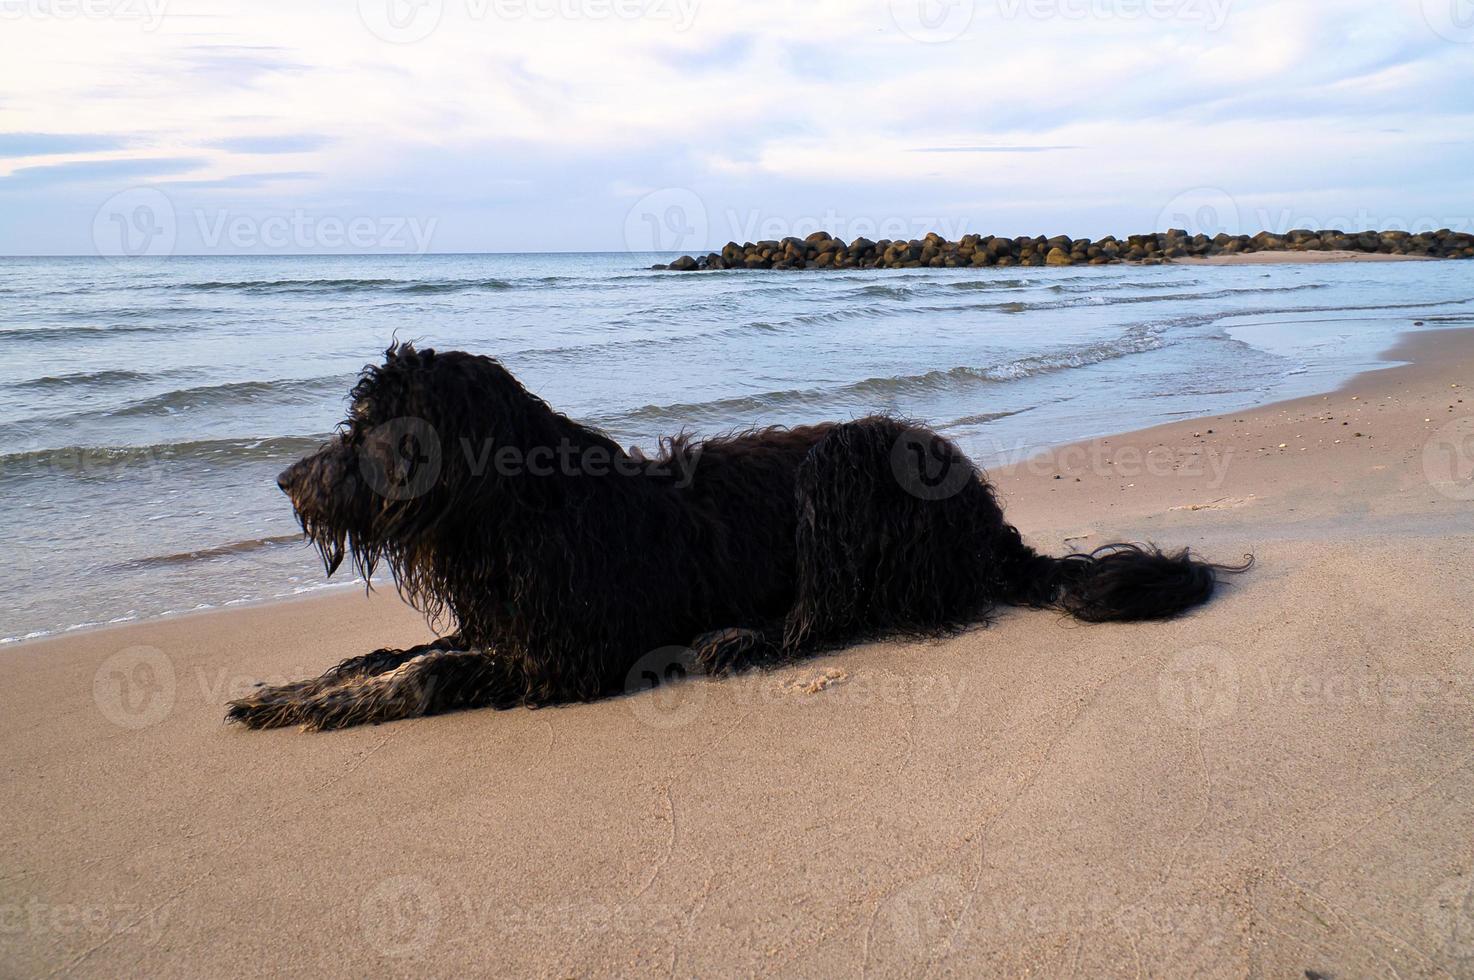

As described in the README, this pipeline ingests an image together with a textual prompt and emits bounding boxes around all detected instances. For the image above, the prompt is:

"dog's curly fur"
[228,343,1248,731]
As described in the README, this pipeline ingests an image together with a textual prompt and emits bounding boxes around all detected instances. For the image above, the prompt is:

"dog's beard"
[299,507,445,622]
[299,513,350,577]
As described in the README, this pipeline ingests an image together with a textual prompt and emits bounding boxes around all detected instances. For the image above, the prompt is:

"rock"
[646,226,1473,274]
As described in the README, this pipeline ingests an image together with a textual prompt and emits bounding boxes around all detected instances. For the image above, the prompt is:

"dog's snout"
[276,467,294,495]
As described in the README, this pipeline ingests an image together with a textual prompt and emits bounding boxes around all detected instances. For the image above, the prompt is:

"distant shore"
[1177,249,1433,265]
[657,227,1474,272]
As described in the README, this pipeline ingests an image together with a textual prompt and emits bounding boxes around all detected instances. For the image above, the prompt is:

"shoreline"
[4,325,1472,974]
[5,318,1457,650]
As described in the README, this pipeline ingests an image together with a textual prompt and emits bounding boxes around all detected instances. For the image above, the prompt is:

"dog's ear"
[382,343,436,374]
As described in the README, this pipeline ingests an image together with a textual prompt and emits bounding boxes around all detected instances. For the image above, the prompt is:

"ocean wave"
[7,305,232,323]
[1048,279,1204,293]
[105,375,352,418]
[178,277,399,292]
[938,407,1036,428]
[109,534,304,571]
[597,328,1167,429]
[503,307,883,366]
[396,279,515,294]
[0,434,329,477]
[944,278,1035,292]
[912,282,1333,316]
[11,369,156,389]
[0,322,201,342]
[784,305,893,326]
[171,277,516,295]
[851,284,918,300]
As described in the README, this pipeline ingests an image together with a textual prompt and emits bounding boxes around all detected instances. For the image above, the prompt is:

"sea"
[3,253,1471,643]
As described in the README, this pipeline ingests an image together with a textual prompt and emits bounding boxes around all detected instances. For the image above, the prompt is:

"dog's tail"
[1008,542,1250,623]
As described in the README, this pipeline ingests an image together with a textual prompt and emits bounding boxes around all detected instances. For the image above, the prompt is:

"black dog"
[228,343,1243,730]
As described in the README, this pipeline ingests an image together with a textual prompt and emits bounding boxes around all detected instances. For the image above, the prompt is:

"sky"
[0,0,1472,255]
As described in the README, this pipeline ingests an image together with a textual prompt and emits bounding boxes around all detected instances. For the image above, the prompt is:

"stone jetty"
[655,228,1474,271]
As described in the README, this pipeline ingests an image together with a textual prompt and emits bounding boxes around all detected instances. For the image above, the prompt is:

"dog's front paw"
[226,673,422,732]
[226,684,310,730]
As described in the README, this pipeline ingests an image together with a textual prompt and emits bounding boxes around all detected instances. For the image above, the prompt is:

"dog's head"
[277,342,526,580]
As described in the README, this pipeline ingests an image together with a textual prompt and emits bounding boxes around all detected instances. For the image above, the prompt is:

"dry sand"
[1175,249,1436,265]
[3,330,1473,977]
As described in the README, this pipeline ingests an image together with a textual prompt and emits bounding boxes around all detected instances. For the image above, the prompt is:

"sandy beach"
[3,328,1473,977]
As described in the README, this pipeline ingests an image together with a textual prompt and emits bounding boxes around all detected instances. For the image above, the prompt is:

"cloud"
[158,170,322,189]
[0,133,129,158]
[0,157,208,190]
[0,0,1472,251]
[208,135,332,154]
[172,44,315,86]
[908,146,1083,154]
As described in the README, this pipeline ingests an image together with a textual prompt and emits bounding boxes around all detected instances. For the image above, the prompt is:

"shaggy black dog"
[228,343,1245,731]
